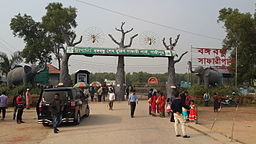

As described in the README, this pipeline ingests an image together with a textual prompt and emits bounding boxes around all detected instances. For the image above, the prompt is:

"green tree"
[10,14,53,64]
[218,8,256,85]
[10,2,82,86]
[42,3,82,86]
[0,51,23,76]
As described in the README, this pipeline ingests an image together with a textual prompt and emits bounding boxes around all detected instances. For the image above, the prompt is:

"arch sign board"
[148,77,159,85]
[66,47,176,57]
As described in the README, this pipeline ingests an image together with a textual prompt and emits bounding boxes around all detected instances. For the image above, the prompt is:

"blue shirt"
[0,95,8,107]
[128,94,138,102]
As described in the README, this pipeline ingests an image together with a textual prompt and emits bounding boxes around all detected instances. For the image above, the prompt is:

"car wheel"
[85,105,90,118]
[74,112,81,125]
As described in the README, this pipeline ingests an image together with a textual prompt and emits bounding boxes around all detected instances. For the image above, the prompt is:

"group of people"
[0,88,32,124]
[147,89,198,138]
[147,90,197,121]
[147,89,166,117]
[88,85,111,102]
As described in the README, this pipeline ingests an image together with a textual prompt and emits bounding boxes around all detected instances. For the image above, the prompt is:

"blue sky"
[0,0,254,74]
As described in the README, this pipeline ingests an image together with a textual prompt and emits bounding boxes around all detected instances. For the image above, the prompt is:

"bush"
[0,86,10,95]
[187,84,238,97]
[188,84,205,96]
[9,85,28,96]
[30,87,41,95]
[0,85,42,97]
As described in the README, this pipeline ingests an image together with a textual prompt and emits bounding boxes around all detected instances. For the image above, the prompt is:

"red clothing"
[148,95,157,115]
[189,104,197,120]
[16,96,24,104]
[156,96,166,113]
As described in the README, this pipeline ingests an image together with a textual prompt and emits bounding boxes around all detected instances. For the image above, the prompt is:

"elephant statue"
[7,65,41,87]
[188,61,223,88]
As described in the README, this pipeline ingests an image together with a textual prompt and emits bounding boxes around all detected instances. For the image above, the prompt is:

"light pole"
[235,46,238,88]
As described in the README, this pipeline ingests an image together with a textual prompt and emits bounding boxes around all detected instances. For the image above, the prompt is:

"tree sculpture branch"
[173,34,180,48]
[108,34,120,45]
[162,34,181,50]
[124,34,138,48]
[109,22,137,49]
[115,22,125,33]
[175,51,188,63]
[169,37,172,46]
[70,34,77,45]
[162,38,169,50]
[72,36,83,46]
[125,28,133,34]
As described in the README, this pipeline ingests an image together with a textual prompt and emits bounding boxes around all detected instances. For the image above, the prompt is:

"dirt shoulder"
[0,108,50,144]
[197,106,256,144]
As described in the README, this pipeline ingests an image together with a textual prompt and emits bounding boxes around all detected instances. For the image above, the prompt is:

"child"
[189,100,197,122]
[182,107,188,121]
[165,98,172,115]
[165,98,172,116]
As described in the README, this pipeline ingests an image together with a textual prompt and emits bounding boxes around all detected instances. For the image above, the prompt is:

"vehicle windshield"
[42,90,71,103]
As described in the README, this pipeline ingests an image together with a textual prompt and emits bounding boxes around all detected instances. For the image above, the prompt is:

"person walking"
[0,92,8,120]
[147,89,153,115]
[156,92,166,117]
[102,86,108,102]
[97,86,103,102]
[16,91,25,124]
[108,89,115,110]
[148,92,157,116]
[203,92,210,106]
[128,90,138,118]
[25,88,31,109]
[89,86,95,102]
[49,93,64,133]
[171,93,190,138]
[213,93,221,112]
[12,95,18,120]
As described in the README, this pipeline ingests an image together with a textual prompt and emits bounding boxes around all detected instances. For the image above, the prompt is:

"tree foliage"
[218,8,256,85]
[0,51,23,76]
[10,2,82,86]
[10,14,53,64]
[10,2,80,65]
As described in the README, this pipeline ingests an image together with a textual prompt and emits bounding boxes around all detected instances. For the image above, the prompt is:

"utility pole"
[235,46,238,88]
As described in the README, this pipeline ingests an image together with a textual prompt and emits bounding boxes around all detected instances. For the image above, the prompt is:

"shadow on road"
[58,114,122,128]
[81,114,122,126]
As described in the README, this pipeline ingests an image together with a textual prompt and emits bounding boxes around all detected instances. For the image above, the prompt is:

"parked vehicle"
[37,87,90,126]
[221,96,238,106]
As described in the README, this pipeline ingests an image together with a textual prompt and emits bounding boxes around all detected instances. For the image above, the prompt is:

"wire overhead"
[75,0,222,41]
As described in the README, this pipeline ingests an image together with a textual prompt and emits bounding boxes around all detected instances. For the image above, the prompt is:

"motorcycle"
[221,96,238,106]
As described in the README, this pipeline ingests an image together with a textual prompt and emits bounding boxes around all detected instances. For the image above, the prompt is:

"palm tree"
[0,51,23,77]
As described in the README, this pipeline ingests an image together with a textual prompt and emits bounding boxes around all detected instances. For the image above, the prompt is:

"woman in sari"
[156,92,166,117]
[148,92,157,116]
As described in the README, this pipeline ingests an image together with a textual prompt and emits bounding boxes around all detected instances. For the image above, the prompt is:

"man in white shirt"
[108,89,115,110]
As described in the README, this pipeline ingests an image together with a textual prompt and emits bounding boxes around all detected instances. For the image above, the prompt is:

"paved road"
[40,101,221,144]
